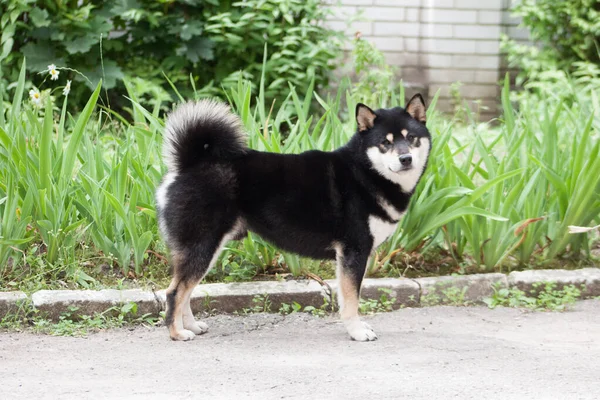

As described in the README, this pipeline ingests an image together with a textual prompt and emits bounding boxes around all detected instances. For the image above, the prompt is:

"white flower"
[48,64,59,81]
[568,224,600,234]
[63,80,72,96]
[29,89,42,106]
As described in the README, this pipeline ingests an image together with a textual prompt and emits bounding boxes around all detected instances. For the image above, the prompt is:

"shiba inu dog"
[156,95,431,341]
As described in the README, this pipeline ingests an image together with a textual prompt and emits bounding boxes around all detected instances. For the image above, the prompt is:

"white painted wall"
[326,0,529,118]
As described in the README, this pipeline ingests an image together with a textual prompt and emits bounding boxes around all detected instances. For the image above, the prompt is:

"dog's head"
[356,94,432,192]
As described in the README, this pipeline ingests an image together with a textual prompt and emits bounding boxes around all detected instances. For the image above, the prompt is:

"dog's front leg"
[335,246,377,341]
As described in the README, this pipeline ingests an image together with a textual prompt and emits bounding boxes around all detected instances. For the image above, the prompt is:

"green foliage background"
[503,0,600,87]
[0,0,343,111]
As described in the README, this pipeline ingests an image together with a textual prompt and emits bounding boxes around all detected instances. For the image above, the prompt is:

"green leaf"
[170,21,204,41]
[81,60,124,89]
[20,42,62,72]
[65,35,99,54]
[178,37,215,63]
[1,37,13,60]
[62,80,102,177]
[0,237,35,246]
[29,8,51,27]
[121,302,138,315]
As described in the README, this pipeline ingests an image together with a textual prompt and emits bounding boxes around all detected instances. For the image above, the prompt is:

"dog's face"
[356,94,432,192]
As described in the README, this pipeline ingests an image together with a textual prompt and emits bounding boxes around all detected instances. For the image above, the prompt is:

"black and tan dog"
[156,95,431,341]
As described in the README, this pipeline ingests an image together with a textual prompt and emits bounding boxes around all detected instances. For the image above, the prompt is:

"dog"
[156,94,431,341]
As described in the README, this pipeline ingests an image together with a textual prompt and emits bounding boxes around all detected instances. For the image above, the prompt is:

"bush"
[0,0,343,111]
[503,0,600,86]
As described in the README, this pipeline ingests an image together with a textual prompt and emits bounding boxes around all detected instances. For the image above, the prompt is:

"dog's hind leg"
[335,245,377,342]
[165,237,229,341]
[182,287,208,335]
[165,266,198,341]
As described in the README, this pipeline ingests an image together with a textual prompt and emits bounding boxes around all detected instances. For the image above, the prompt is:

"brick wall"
[326,0,526,119]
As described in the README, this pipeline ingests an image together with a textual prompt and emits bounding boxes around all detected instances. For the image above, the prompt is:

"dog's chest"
[369,215,398,249]
[368,198,405,249]
[368,216,398,249]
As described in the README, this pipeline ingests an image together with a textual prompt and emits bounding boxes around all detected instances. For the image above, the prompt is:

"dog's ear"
[356,103,377,132]
[406,94,427,124]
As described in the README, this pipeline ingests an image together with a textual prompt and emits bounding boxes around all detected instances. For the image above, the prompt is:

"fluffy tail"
[162,99,247,173]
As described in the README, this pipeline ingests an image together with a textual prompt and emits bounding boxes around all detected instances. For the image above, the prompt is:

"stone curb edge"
[1,268,599,321]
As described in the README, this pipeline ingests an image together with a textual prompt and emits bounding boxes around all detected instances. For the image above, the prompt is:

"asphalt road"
[1,300,599,400]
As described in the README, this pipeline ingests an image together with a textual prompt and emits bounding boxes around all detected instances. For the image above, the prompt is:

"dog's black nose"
[399,154,412,167]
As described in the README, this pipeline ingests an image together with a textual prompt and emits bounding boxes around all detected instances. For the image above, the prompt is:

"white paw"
[170,329,196,341]
[346,320,378,342]
[184,320,209,335]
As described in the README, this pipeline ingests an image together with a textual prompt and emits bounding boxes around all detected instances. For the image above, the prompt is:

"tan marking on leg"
[401,129,408,137]
[386,133,394,143]
[335,248,377,341]
[339,271,359,321]
[168,279,196,341]
[182,284,208,334]
[166,251,195,341]
[166,221,244,340]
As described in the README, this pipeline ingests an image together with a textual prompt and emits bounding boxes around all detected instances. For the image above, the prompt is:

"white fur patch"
[156,172,177,242]
[182,316,209,335]
[367,147,403,174]
[208,219,245,271]
[379,197,404,221]
[162,99,244,172]
[366,137,430,193]
[369,215,397,249]
[345,317,377,341]
[156,172,177,210]
[173,329,195,341]
[400,137,430,192]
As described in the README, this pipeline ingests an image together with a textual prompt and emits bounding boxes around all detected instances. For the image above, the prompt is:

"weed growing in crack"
[201,293,218,316]
[1,301,159,336]
[484,282,582,311]
[421,283,470,306]
[279,294,335,318]
[441,286,469,306]
[238,294,272,315]
[279,302,302,315]
[359,288,397,314]
[0,298,36,331]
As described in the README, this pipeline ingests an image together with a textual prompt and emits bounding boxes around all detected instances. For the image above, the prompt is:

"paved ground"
[1,300,599,400]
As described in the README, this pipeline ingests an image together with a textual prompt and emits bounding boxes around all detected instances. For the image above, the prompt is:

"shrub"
[350,33,401,108]
[503,0,600,87]
[0,0,343,111]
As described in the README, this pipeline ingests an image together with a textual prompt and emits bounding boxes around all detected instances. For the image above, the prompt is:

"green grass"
[0,58,599,292]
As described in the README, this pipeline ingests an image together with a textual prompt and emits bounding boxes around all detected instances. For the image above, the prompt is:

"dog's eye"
[406,134,415,141]
[381,139,392,146]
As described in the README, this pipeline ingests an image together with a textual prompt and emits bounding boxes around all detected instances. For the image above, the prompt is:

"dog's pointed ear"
[406,94,427,124]
[356,103,377,132]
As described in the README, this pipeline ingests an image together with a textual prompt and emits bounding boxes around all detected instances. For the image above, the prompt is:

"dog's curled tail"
[162,99,247,173]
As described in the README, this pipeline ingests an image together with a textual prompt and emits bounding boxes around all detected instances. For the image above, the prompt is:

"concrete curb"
[31,289,162,321]
[1,268,598,321]
[415,273,507,305]
[182,280,326,314]
[508,268,600,298]
[0,291,28,317]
